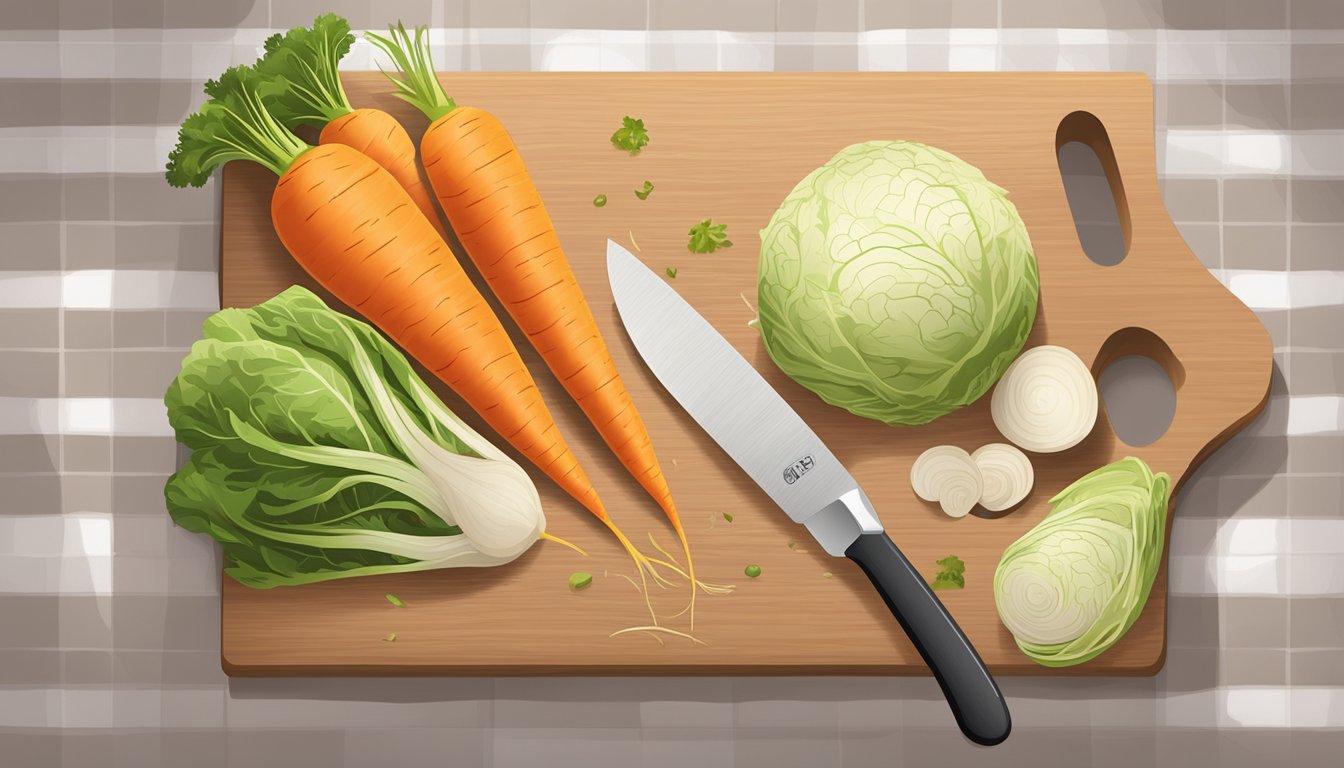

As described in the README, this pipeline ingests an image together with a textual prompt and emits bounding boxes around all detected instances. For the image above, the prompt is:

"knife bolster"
[802,487,883,556]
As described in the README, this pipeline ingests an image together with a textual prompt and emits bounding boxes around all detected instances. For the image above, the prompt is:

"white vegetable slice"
[971,443,1034,512]
[910,446,983,518]
[991,345,1099,453]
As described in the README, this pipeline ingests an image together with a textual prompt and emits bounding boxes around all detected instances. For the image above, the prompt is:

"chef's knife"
[606,240,1010,746]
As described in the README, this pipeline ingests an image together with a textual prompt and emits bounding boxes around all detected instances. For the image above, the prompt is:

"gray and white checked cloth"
[1,1,1341,766]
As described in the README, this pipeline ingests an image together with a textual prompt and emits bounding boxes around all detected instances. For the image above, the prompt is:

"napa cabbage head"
[757,140,1039,425]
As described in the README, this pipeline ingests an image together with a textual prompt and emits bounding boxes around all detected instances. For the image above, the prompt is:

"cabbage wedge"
[993,457,1170,667]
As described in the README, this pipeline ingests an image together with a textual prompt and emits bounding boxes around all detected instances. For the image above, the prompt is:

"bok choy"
[164,286,546,588]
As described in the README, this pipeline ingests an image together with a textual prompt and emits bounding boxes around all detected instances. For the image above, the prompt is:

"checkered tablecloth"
[2,1,1340,766]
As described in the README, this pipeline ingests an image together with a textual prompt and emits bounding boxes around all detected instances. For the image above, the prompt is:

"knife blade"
[606,240,1011,746]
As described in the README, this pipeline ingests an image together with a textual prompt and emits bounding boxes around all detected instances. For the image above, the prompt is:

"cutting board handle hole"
[1095,327,1181,447]
[1057,111,1131,268]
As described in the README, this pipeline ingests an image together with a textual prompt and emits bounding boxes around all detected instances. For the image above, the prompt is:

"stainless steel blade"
[606,240,882,555]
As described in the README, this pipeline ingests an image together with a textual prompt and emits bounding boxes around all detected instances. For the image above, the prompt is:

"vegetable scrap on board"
[930,556,966,591]
[687,219,733,253]
[611,115,650,155]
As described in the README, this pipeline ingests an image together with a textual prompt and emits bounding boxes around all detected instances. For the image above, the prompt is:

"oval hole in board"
[1100,356,1176,447]
[1093,327,1183,447]
[1057,111,1131,267]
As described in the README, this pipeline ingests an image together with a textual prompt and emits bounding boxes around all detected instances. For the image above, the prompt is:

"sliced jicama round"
[910,446,983,519]
[991,345,1099,453]
[971,443,1034,512]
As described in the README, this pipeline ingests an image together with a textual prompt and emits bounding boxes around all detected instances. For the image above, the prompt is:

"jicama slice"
[910,446,983,519]
[971,443,1034,512]
[991,345,1099,453]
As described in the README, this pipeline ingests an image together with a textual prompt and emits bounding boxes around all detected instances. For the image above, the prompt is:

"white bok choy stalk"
[164,286,547,588]
[993,456,1170,667]
[333,316,542,558]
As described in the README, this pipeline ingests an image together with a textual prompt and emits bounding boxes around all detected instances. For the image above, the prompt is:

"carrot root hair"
[538,531,587,557]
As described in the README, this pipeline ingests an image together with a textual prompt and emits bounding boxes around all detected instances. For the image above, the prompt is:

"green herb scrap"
[385,593,407,607]
[722,512,734,523]
[593,194,608,207]
[930,555,965,590]
[610,116,649,155]
[569,572,593,591]
[687,219,732,254]
[634,181,654,200]
[665,266,678,279]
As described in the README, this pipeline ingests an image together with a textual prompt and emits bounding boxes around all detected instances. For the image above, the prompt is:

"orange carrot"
[255,14,447,239]
[370,25,703,621]
[164,66,647,552]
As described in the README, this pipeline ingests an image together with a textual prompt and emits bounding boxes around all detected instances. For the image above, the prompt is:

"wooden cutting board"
[218,72,1271,676]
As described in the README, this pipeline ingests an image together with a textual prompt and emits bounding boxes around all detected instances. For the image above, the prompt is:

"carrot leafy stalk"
[687,219,732,254]
[369,23,720,626]
[255,12,355,129]
[371,23,457,121]
[254,13,447,237]
[165,66,309,187]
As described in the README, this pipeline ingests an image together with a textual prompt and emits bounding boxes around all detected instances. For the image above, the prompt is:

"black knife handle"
[846,531,1011,746]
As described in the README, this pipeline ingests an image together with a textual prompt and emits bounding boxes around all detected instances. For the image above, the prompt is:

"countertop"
[1,1,1340,766]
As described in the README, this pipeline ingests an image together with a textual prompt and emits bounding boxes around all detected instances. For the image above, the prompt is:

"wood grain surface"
[217,72,1272,676]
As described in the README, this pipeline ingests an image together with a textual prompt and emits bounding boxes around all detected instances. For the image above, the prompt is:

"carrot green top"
[255,13,356,130]
[165,65,312,188]
[366,23,458,123]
